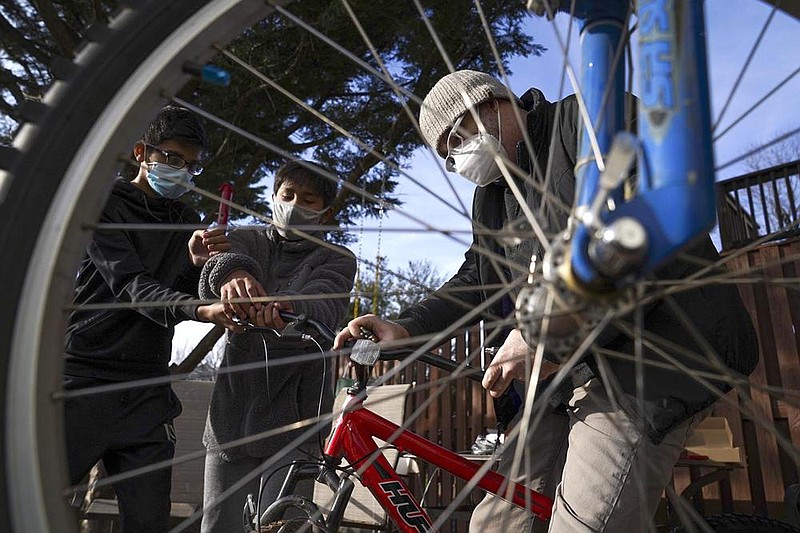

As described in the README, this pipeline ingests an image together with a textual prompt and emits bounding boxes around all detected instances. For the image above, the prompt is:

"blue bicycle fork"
[566,0,716,288]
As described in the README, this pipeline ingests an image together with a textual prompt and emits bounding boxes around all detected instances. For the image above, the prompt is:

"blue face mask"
[146,163,194,199]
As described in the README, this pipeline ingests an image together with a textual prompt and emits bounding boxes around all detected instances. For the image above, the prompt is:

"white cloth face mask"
[272,199,326,239]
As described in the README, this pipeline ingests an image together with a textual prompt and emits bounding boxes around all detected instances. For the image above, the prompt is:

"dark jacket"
[64,177,201,382]
[395,88,758,442]
[199,227,356,459]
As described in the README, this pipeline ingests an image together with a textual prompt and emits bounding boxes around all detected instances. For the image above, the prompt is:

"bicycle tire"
[0,2,797,533]
[0,2,290,531]
[672,513,800,533]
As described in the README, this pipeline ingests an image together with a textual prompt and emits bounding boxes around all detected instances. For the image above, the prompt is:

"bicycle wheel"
[0,1,288,531]
[0,1,797,532]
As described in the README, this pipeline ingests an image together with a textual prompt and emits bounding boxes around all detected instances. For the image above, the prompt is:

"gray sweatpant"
[200,447,313,533]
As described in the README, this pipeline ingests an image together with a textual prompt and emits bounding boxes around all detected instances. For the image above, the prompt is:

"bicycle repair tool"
[216,181,234,227]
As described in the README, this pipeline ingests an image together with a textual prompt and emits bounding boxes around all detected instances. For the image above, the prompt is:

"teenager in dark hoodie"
[63,106,237,533]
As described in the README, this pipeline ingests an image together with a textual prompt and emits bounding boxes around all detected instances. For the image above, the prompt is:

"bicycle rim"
[0,1,798,532]
[0,1,289,531]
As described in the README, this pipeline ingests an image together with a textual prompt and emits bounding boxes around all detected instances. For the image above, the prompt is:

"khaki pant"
[470,379,705,532]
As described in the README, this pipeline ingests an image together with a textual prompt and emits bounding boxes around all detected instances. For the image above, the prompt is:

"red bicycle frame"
[324,390,553,532]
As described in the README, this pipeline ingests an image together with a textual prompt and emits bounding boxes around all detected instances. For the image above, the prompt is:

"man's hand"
[188,227,231,266]
[333,314,410,349]
[219,269,267,323]
[481,329,560,398]
[196,302,244,333]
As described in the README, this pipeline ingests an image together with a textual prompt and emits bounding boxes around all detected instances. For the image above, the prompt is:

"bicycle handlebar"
[234,311,485,383]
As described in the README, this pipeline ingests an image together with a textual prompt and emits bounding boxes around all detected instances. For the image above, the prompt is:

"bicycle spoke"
[2,1,799,532]
[711,3,778,133]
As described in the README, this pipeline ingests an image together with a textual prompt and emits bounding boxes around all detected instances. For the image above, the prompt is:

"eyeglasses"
[145,144,205,176]
[445,113,468,172]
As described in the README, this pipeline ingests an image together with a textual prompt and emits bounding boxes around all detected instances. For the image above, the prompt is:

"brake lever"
[232,316,278,335]
[280,317,315,342]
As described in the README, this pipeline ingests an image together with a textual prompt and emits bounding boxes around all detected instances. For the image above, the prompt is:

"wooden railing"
[717,160,800,251]
[710,238,800,516]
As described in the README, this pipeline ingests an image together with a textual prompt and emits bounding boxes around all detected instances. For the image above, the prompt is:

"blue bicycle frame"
[566,0,716,287]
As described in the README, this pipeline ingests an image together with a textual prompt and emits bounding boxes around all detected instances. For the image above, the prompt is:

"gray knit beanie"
[419,70,519,156]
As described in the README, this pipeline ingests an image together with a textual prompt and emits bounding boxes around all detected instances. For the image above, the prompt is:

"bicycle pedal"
[350,338,381,366]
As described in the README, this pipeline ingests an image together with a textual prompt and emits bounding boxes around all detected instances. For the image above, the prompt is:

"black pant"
[64,376,182,533]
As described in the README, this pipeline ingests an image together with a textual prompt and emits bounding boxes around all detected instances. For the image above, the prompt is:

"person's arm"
[388,185,500,339]
[336,186,503,349]
[88,207,200,326]
[392,246,485,338]
[172,258,202,297]
[198,228,264,299]
[198,228,267,322]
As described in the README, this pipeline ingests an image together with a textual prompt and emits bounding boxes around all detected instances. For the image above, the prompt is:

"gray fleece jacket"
[199,226,356,459]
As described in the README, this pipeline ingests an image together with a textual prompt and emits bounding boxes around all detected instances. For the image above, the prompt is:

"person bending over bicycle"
[335,70,758,532]
[63,105,235,533]
[198,160,356,533]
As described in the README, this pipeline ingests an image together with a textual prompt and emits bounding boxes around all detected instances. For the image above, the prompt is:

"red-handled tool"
[217,182,234,226]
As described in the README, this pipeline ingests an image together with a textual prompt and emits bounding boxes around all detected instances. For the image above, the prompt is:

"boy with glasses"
[63,105,237,533]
